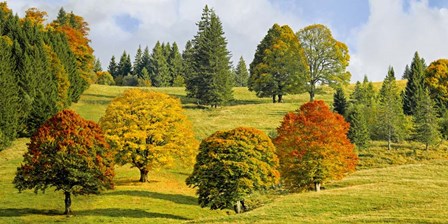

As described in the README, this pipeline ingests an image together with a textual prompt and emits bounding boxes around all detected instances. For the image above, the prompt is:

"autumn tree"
[274,100,358,192]
[14,110,115,215]
[376,67,408,150]
[403,52,426,115]
[99,89,197,182]
[186,5,234,107]
[297,24,350,101]
[186,127,280,213]
[425,59,448,108]
[249,23,307,103]
[413,89,441,150]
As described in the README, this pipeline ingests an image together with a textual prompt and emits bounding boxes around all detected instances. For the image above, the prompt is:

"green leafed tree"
[186,5,234,107]
[14,110,115,215]
[425,59,448,109]
[413,89,441,150]
[297,24,350,101]
[235,56,249,87]
[403,51,426,115]
[249,23,307,103]
[376,67,408,150]
[100,89,198,182]
[186,127,280,213]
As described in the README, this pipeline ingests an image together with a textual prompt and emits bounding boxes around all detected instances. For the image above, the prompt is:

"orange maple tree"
[273,100,358,192]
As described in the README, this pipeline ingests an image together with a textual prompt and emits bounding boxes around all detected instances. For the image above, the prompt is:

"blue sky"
[7,0,448,82]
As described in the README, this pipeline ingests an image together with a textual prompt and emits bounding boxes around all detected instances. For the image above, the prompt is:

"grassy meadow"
[1,83,448,223]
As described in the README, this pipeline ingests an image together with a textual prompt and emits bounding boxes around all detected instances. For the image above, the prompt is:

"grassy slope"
[1,83,448,223]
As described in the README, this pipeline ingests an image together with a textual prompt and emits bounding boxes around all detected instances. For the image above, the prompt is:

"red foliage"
[274,100,358,191]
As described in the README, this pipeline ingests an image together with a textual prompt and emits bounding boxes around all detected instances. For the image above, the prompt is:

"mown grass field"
[1,83,448,223]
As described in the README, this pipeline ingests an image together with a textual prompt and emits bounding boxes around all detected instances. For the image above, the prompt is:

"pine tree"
[414,89,441,150]
[347,105,370,148]
[149,41,170,87]
[234,56,249,87]
[402,64,410,79]
[93,57,102,72]
[187,5,234,107]
[376,67,408,150]
[108,55,118,78]
[118,51,132,77]
[403,52,426,115]
[167,42,183,86]
[141,46,151,76]
[133,45,143,78]
[0,37,20,150]
[333,87,347,117]
[183,40,196,96]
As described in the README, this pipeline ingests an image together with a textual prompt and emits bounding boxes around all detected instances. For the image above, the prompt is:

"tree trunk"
[64,191,72,215]
[272,95,276,103]
[314,182,321,192]
[425,143,429,150]
[234,201,242,214]
[309,85,315,102]
[139,168,149,182]
[278,95,283,103]
[387,132,391,150]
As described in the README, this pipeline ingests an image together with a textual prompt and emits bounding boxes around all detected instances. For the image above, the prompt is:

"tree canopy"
[274,100,357,192]
[249,23,307,103]
[14,110,115,215]
[297,24,350,101]
[186,127,279,213]
[99,89,198,182]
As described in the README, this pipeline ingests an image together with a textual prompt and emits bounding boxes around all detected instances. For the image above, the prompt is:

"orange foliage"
[24,7,47,26]
[274,100,358,191]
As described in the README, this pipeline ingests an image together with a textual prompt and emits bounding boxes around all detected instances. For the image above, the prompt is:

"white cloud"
[349,0,448,82]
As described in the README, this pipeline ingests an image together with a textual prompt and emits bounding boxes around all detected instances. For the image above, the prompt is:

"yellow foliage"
[99,89,198,173]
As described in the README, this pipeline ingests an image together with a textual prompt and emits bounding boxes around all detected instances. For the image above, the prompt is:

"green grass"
[1,83,447,223]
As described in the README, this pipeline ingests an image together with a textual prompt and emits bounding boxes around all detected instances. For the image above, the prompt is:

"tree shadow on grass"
[82,93,116,99]
[106,190,197,206]
[0,208,189,220]
[76,208,190,220]
[0,208,60,217]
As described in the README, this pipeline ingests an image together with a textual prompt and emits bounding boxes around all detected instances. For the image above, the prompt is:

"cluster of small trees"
[0,4,94,150]
[335,52,446,150]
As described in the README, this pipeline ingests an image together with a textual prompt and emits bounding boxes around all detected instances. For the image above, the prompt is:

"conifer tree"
[347,105,370,148]
[183,40,196,95]
[141,46,151,76]
[234,56,249,87]
[0,37,20,150]
[376,67,408,150]
[333,87,347,116]
[118,51,132,77]
[108,55,118,78]
[187,5,234,107]
[133,45,143,78]
[168,42,183,86]
[403,52,426,115]
[414,89,441,150]
[149,41,170,87]
[93,57,102,72]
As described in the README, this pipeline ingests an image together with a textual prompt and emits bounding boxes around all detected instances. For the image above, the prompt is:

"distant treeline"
[0,3,95,150]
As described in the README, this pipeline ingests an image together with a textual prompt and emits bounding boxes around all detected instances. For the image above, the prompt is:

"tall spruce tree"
[108,55,118,79]
[234,56,249,87]
[414,89,441,150]
[347,105,370,148]
[333,87,347,117]
[133,45,143,78]
[376,67,408,150]
[141,46,151,77]
[149,41,170,87]
[403,52,426,115]
[187,5,234,106]
[0,37,20,150]
[167,42,183,86]
[118,51,132,77]
[183,40,196,95]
